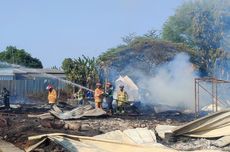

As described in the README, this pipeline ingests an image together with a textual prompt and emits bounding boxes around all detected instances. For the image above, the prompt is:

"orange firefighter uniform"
[48,89,57,104]
[94,88,104,108]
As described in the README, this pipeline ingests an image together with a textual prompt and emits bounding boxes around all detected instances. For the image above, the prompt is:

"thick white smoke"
[139,53,198,109]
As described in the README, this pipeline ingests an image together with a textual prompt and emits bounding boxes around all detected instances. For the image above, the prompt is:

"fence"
[0,79,66,99]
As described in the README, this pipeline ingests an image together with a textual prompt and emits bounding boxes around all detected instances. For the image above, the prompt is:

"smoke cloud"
[136,53,199,109]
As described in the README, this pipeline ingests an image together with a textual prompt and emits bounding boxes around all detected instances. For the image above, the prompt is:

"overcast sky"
[0,0,184,68]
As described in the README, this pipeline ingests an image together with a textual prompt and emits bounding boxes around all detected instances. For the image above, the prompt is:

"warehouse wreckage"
[0,77,230,151]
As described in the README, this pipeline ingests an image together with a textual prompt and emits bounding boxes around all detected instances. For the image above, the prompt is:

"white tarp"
[114,75,139,101]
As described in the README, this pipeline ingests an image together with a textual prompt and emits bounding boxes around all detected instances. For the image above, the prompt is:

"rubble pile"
[169,137,230,151]
[0,104,229,151]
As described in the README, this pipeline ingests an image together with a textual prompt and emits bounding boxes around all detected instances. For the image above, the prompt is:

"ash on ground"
[0,104,229,151]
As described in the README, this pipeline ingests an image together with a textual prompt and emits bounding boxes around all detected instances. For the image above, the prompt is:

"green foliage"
[162,1,194,45]
[62,55,99,89]
[62,58,74,75]
[162,0,230,75]
[98,30,162,67]
[97,45,128,65]
[0,46,43,68]
[98,36,197,76]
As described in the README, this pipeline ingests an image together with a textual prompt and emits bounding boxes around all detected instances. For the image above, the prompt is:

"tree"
[0,46,43,68]
[51,66,59,70]
[121,33,137,44]
[144,29,160,39]
[62,56,99,89]
[162,0,230,75]
[62,58,74,76]
[162,1,194,45]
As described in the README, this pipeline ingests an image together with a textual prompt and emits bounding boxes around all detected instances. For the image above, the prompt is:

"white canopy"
[114,75,139,101]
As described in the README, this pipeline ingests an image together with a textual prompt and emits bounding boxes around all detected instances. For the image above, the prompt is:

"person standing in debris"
[73,92,77,99]
[46,85,57,108]
[86,89,94,102]
[105,82,114,114]
[94,83,104,109]
[77,88,84,105]
[116,85,128,113]
[1,88,10,109]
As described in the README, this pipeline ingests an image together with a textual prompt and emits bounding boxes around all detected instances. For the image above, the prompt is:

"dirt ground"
[0,104,228,152]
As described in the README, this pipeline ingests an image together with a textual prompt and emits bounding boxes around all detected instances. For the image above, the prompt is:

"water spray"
[42,73,94,92]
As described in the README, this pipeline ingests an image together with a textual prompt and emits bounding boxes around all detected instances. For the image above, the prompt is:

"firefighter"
[94,82,104,109]
[76,88,84,105]
[46,85,57,108]
[1,88,10,109]
[105,82,113,114]
[86,89,94,102]
[116,85,128,113]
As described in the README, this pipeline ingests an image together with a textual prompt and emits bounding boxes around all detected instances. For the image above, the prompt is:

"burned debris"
[0,63,230,152]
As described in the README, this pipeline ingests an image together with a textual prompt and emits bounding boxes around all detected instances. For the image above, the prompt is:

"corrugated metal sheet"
[0,139,24,152]
[50,105,106,120]
[0,75,14,80]
[173,109,230,138]
[0,68,66,80]
[26,129,170,152]
[26,129,221,152]
[0,79,66,98]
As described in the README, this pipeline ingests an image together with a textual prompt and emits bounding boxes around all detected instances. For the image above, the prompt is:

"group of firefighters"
[94,82,129,114]
[0,82,129,114]
[47,82,129,114]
